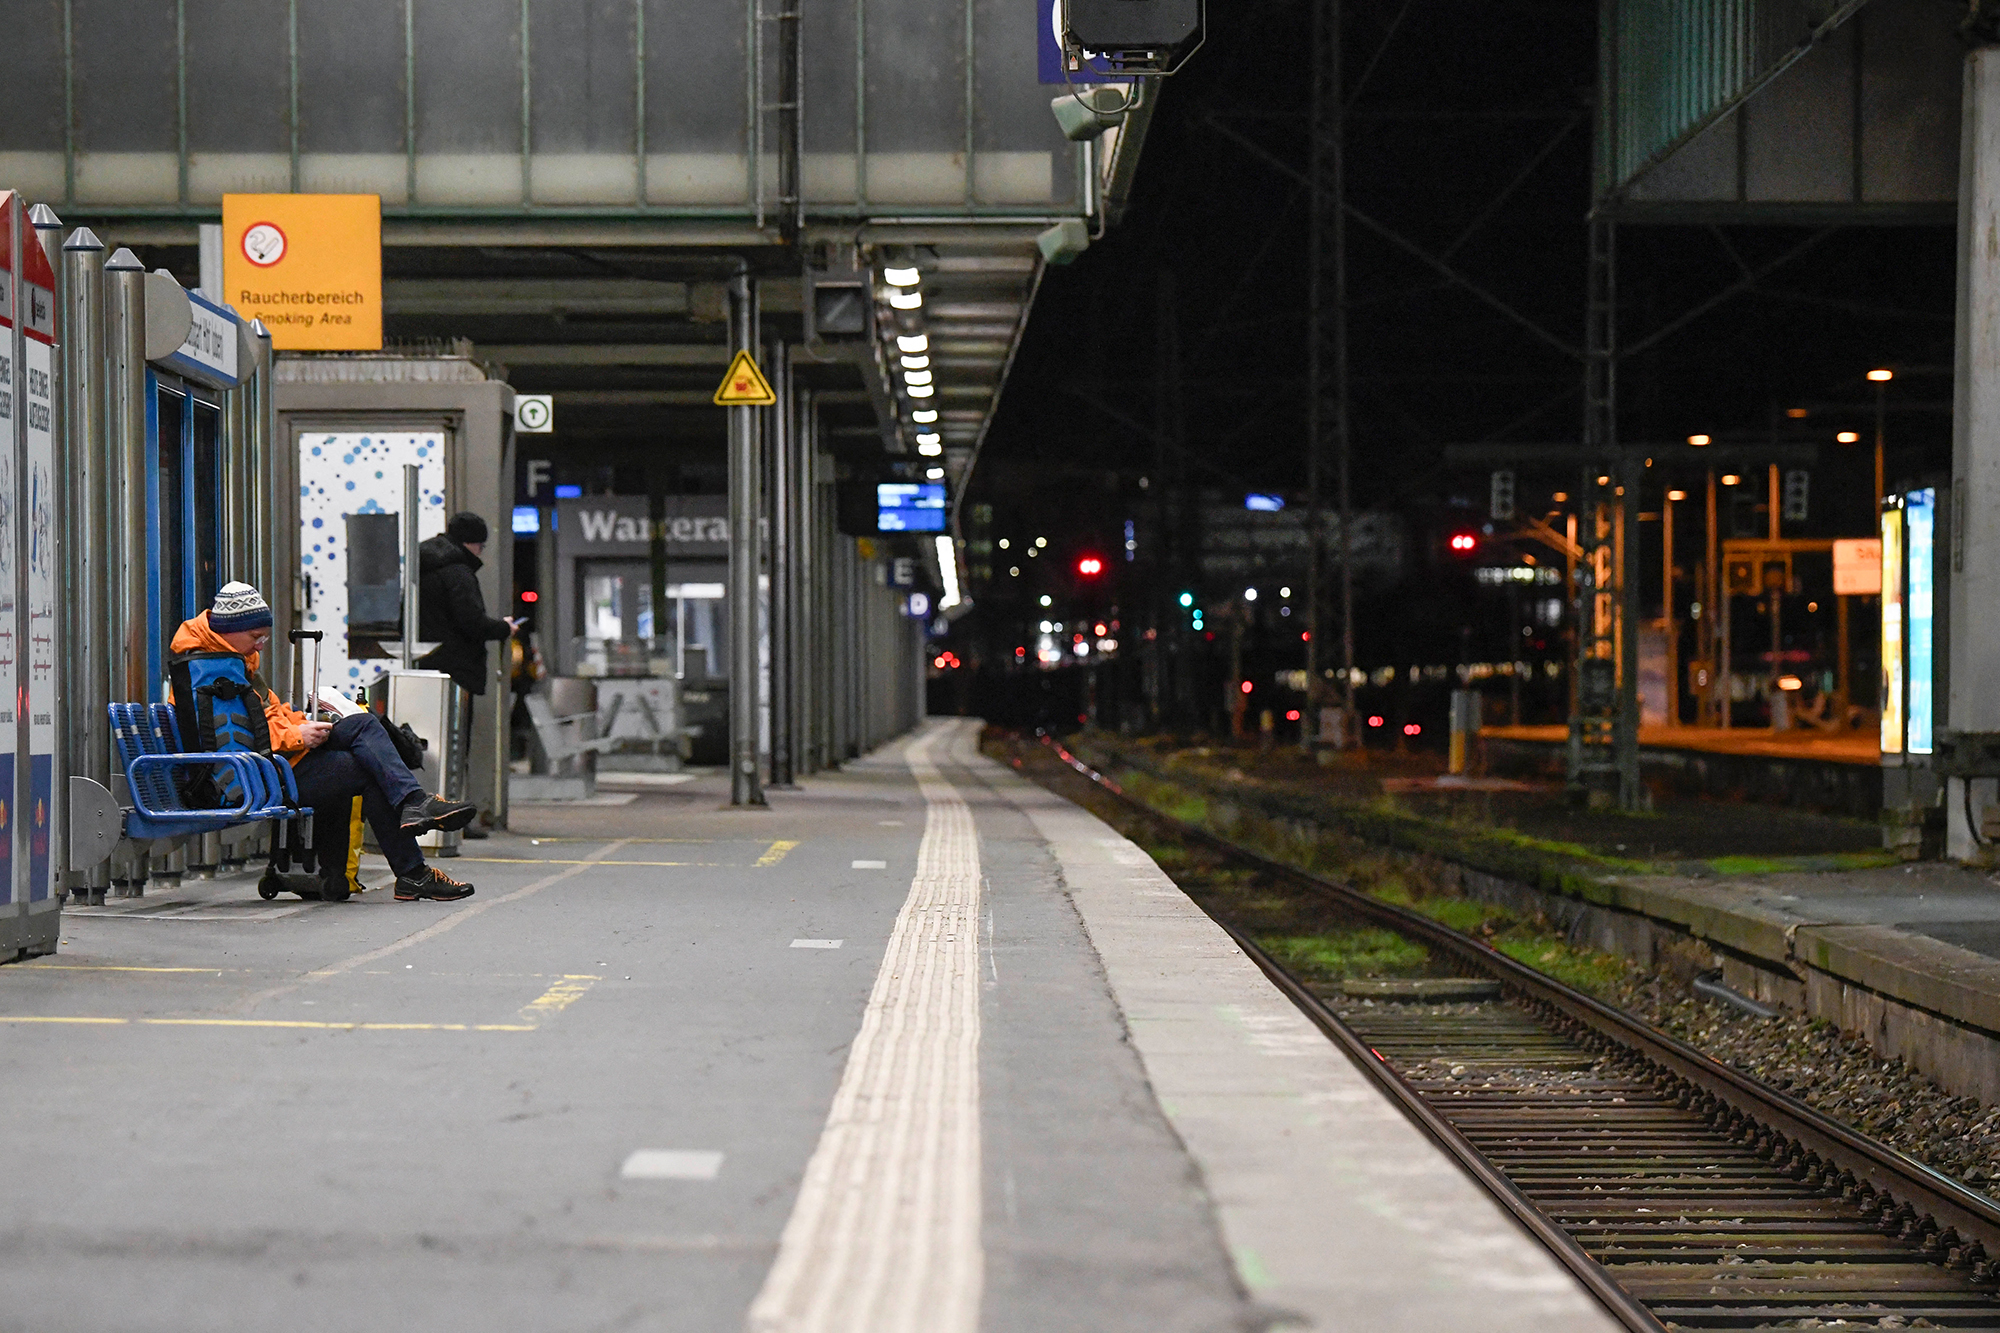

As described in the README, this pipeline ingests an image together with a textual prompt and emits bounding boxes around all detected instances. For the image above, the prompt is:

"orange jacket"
[169,612,315,763]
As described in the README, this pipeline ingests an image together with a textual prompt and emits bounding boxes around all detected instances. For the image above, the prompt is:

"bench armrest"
[126,753,265,820]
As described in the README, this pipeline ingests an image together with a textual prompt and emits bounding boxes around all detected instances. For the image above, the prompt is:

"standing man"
[418,512,520,840]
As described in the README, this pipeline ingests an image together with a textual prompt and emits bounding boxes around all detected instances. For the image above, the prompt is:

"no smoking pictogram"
[241,222,286,267]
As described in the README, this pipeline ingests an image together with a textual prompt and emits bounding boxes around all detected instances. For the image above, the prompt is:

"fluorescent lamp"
[918,442,943,457]
[916,431,941,445]
[903,369,933,386]
[911,408,938,423]
[926,466,944,480]
[937,535,962,609]
[884,265,920,286]
[899,354,930,370]
[906,383,934,398]
[897,333,929,353]
[888,288,923,310]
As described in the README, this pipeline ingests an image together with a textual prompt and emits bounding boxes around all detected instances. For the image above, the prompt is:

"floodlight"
[1037,219,1090,266]
[1050,87,1131,142]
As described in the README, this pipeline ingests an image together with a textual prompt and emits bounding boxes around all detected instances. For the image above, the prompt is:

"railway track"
[1031,735,2000,1332]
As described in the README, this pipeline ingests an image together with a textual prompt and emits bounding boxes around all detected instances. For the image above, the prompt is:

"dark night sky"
[962,0,1957,679]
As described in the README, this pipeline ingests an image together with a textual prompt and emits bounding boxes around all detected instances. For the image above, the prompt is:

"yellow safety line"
[519,974,600,1024]
[0,1015,538,1031]
[519,837,715,845]
[23,964,233,973]
[756,840,801,867]
[452,857,728,867]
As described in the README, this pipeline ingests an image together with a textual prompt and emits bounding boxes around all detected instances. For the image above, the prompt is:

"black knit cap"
[447,511,489,546]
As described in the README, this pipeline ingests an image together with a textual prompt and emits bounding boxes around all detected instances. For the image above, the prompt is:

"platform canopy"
[0,0,1153,498]
[1599,0,1961,222]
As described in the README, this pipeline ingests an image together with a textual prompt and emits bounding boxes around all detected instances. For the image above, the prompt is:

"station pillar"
[727,273,766,807]
[1947,40,2000,859]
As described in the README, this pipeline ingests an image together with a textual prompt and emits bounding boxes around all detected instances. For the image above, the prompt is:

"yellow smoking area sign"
[713,350,777,406]
[221,194,383,351]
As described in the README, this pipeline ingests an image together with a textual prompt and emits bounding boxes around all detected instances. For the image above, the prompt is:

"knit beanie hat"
[447,511,489,546]
[210,581,273,634]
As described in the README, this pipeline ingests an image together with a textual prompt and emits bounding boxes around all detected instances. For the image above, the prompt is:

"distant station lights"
[1688,434,1711,446]
[1868,368,1895,383]
[1837,431,1861,444]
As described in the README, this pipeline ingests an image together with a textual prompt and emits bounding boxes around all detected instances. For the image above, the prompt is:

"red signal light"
[1076,556,1104,577]
[1367,716,1385,727]
[1403,723,1422,736]
[1448,532,1478,554]
[520,590,539,603]
[1285,709,1301,722]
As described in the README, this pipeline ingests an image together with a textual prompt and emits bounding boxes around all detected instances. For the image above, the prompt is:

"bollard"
[1448,689,1482,776]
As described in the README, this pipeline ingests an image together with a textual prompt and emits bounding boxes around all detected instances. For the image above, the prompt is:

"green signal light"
[1178,591,1194,607]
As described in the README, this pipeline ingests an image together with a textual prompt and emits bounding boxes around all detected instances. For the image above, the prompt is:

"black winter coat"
[416,534,512,694]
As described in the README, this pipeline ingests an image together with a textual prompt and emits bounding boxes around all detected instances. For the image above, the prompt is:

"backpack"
[167,651,274,809]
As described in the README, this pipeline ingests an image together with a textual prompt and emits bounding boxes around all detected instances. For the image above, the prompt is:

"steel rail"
[1035,734,2000,1316]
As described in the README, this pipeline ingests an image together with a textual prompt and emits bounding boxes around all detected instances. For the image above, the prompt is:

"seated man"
[170,582,479,902]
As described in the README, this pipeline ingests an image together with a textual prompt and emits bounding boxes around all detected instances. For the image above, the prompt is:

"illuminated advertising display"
[1880,507,1903,756]
[1906,489,1935,756]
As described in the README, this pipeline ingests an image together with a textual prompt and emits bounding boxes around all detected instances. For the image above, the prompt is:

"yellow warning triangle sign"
[713,349,777,406]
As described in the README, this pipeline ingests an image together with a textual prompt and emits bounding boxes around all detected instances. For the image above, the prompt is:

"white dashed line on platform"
[851,860,886,869]
[620,1150,724,1180]
[791,939,843,949]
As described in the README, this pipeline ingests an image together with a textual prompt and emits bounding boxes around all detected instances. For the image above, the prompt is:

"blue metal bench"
[110,703,299,841]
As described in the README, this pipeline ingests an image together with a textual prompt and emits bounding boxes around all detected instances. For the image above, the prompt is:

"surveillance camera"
[1037,219,1090,266]
[1050,87,1130,142]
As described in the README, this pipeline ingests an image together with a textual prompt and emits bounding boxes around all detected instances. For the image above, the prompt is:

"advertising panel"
[19,208,55,901]
[1880,507,1904,756]
[1906,489,1935,757]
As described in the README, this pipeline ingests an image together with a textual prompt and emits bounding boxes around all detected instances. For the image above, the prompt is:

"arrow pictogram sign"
[712,349,777,406]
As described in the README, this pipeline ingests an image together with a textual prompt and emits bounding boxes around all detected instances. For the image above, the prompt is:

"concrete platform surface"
[0,718,1619,1332]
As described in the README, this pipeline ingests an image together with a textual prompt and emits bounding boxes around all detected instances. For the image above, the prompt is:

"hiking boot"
[398,794,478,835]
[394,866,476,902]
[461,823,490,841]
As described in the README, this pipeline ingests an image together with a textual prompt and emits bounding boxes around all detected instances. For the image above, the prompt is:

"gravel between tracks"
[1608,971,2000,1201]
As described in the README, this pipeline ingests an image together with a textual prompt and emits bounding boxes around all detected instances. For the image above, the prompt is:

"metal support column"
[1567,218,1640,808]
[766,341,794,787]
[63,228,107,898]
[727,274,765,806]
[789,387,813,775]
[1306,0,1353,741]
[1948,38,2000,857]
[107,250,148,707]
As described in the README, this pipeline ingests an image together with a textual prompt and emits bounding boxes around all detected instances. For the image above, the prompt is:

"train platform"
[0,718,1622,1333]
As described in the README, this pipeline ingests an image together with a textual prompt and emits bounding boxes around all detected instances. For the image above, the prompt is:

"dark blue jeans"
[292,714,427,880]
